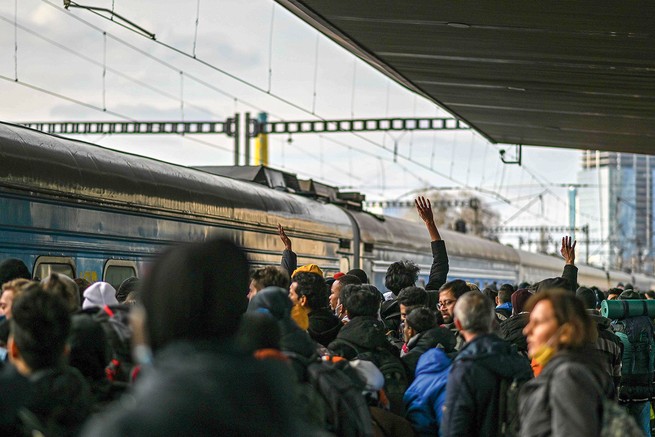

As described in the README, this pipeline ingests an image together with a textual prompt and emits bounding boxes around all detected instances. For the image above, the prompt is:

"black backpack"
[611,315,655,401]
[497,376,527,437]
[288,353,373,437]
[331,339,409,416]
[89,305,134,383]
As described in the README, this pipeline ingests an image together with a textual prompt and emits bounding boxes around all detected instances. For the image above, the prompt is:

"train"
[0,121,653,292]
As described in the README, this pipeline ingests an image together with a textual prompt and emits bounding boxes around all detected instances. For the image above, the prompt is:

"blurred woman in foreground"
[519,288,613,437]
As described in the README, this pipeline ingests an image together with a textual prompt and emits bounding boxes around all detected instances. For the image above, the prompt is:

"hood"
[307,308,342,339]
[247,286,292,320]
[408,326,457,352]
[82,282,118,309]
[456,333,532,380]
[415,348,451,376]
[336,316,388,349]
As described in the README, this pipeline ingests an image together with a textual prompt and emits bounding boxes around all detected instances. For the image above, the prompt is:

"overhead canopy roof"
[275,1,655,154]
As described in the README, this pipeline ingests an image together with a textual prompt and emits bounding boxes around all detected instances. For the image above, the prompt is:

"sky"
[0,0,585,248]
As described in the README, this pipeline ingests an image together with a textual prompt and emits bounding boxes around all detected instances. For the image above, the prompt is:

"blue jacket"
[403,348,451,437]
[441,334,532,437]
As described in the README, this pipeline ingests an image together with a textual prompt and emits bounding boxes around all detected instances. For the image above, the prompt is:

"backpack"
[332,339,409,416]
[497,376,527,437]
[91,305,134,383]
[611,315,655,401]
[287,353,373,437]
[598,397,643,437]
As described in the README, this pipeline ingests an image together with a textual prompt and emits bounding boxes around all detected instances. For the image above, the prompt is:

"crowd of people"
[0,196,652,436]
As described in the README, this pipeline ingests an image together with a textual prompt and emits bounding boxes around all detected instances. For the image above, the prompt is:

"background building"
[577,151,654,273]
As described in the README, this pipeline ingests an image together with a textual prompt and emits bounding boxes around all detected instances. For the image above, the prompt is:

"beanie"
[511,289,532,315]
[292,264,323,278]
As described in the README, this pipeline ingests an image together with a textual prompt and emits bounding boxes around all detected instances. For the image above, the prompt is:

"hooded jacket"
[587,310,622,390]
[519,347,613,437]
[498,312,530,357]
[441,334,533,437]
[402,326,456,381]
[328,316,395,359]
[82,282,118,310]
[307,307,342,347]
[403,348,452,437]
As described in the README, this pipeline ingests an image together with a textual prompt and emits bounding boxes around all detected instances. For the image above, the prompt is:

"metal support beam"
[20,121,232,135]
[364,198,477,209]
[257,117,469,135]
[486,225,589,234]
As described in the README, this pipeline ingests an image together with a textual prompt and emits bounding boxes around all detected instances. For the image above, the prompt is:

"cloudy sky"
[0,0,585,247]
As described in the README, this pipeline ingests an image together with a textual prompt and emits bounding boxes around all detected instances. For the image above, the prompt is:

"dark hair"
[41,273,80,313]
[607,288,622,298]
[575,287,596,310]
[10,285,71,371]
[384,260,419,293]
[73,278,91,306]
[69,314,111,381]
[439,279,470,299]
[525,288,597,350]
[116,277,140,303]
[346,268,369,284]
[498,284,514,303]
[481,287,497,305]
[251,266,290,292]
[338,274,362,287]
[0,258,31,286]
[341,284,380,318]
[292,272,327,309]
[397,286,428,307]
[405,306,436,333]
[646,291,655,299]
[142,239,250,352]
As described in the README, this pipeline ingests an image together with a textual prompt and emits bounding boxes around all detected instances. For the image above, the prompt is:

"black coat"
[81,341,311,437]
[498,312,530,356]
[328,316,395,359]
[307,307,342,348]
[441,334,533,437]
[402,327,456,381]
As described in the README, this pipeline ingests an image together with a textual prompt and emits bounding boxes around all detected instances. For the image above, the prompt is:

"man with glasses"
[438,279,471,353]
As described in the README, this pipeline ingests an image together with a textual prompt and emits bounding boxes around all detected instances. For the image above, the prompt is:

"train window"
[33,256,76,280]
[104,260,138,289]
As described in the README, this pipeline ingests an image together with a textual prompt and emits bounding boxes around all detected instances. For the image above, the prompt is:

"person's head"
[68,314,111,382]
[403,306,436,343]
[124,289,141,306]
[453,291,495,339]
[249,266,290,300]
[142,238,250,352]
[497,284,514,305]
[511,289,532,316]
[618,289,641,300]
[645,291,655,300]
[9,285,71,375]
[624,283,634,291]
[0,258,30,287]
[289,272,326,310]
[397,286,428,322]
[329,274,362,311]
[346,268,369,284]
[606,288,621,300]
[438,279,470,324]
[41,273,80,313]
[523,288,597,359]
[82,282,119,310]
[116,277,140,303]
[384,260,419,294]
[341,284,380,318]
[534,277,572,293]
[575,287,596,310]
[481,287,497,305]
[0,278,30,319]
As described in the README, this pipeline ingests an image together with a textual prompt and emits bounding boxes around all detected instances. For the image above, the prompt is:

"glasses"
[437,299,456,309]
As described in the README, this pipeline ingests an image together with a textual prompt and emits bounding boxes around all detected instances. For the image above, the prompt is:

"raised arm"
[416,197,449,295]
[560,236,578,293]
[278,224,297,276]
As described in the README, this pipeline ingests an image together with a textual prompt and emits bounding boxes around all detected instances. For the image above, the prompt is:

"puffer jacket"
[518,347,613,437]
[403,348,451,437]
[401,327,456,381]
[441,334,533,437]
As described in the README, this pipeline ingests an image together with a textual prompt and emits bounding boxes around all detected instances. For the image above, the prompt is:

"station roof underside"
[276,1,655,155]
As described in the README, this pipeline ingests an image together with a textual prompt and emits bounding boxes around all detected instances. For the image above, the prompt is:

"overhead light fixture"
[446,22,471,29]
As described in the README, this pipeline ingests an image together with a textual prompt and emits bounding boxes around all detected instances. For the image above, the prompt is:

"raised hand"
[415,196,441,241]
[278,224,292,251]
[561,236,576,265]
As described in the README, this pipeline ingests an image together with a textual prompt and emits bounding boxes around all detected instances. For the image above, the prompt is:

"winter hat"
[333,272,345,280]
[292,264,323,278]
[0,259,30,286]
[247,286,292,321]
[575,287,596,310]
[116,276,140,303]
[346,269,369,284]
[82,282,119,309]
[511,289,532,315]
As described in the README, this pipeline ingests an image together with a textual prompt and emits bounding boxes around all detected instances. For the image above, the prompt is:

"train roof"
[0,122,352,239]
